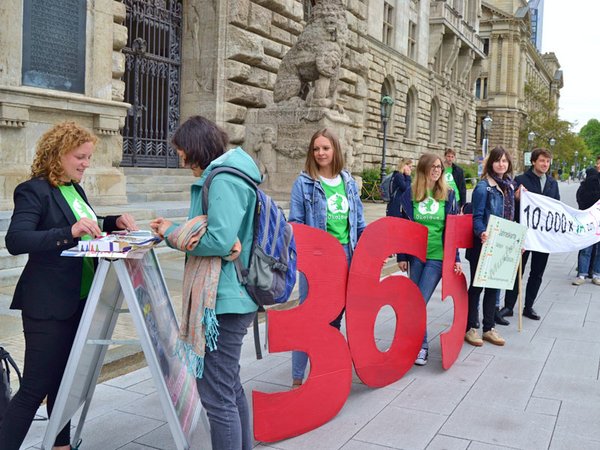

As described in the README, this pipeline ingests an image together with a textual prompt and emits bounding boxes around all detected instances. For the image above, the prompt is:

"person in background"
[150,116,260,450]
[498,148,560,321]
[572,156,600,286]
[465,146,515,347]
[391,153,461,365]
[444,148,467,212]
[288,128,366,386]
[386,157,413,217]
[0,122,137,450]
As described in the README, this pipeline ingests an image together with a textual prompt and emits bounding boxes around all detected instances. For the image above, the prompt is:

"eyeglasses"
[431,165,443,170]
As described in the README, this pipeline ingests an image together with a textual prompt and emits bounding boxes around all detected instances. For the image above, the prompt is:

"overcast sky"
[542,0,600,132]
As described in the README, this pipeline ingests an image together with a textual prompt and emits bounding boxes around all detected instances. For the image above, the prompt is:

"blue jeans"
[409,257,443,350]
[292,244,351,381]
[196,312,256,450]
[578,243,600,277]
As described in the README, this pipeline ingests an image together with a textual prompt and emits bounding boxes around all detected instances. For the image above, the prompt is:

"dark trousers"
[466,241,497,332]
[504,251,549,312]
[0,303,84,449]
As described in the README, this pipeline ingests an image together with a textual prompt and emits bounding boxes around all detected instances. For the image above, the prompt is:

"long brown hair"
[30,121,98,187]
[412,153,448,202]
[304,128,345,179]
[482,146,513,179]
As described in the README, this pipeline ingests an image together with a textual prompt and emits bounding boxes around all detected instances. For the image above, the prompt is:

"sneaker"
[572,276,586,286]
[482,328,505,346]
[464,328,483,347]
[292,379,303,388]
[414,348,428,366]
[593,278,600,286]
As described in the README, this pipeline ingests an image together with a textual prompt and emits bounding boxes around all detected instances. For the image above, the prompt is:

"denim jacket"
[472,176,515,238]
[289,170,366,253]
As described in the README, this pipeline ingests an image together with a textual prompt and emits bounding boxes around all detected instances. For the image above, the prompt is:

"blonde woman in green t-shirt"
[393,153,461,366]
[288,128,366,387]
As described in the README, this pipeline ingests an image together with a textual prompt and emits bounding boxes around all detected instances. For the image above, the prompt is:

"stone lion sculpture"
[273,0,348,110]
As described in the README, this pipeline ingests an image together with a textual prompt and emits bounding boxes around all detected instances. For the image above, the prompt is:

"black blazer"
[6,177,120,320]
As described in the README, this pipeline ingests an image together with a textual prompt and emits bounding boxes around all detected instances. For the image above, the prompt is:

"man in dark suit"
[499,148,560,321]
[444,148,467,211]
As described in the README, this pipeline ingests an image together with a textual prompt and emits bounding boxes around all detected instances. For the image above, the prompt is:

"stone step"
[127,192,191,203]
[0,249,27,270]
[124,174,197,186]
[123,167,188,176]
[0,211,11,233]
[126,183,192,194]
[0,267,23,288]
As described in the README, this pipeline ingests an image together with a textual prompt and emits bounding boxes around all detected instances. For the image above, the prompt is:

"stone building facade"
[475,0,562,168]
[362,0,486,170]
[4,0,559,210]
[0,0,129,209]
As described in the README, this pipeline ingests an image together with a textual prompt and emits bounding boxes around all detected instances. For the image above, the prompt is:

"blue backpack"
[201,167,297,308]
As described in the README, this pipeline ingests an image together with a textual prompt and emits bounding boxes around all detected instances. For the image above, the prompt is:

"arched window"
[462,111,469,149]
[429,97,439,143]
[405,87,418,139]
[446,106,455,147]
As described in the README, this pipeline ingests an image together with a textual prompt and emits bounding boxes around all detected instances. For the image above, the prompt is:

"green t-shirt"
[413,192,445,260]
[444,167,460,204]
[58,184,97,299]
[320,175,350,244]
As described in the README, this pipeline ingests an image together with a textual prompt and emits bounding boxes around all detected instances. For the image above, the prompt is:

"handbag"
[0,346,22,423]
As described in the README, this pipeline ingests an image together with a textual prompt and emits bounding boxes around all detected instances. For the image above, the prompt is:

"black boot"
[498,307,513,318]
[495,307,510,326]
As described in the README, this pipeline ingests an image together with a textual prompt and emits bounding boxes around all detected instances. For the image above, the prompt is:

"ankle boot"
[495,307,510,326]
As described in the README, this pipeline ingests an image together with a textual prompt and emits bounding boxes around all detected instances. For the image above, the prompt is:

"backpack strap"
[0,346,22,384]
[201,166,260,284]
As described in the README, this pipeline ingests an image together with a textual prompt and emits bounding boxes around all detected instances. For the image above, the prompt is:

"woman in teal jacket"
[151,116,259,450]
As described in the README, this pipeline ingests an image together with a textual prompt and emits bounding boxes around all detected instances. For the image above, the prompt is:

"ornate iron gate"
[121,0,182,167]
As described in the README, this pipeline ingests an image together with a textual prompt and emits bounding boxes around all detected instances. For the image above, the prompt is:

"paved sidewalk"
[10,182,600,449]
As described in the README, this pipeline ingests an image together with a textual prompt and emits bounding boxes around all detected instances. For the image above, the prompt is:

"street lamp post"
[549,137,556,171]
[482,114,492,158]
[574,150,579,179]
[380,95,394,182]
[528,131,535,151]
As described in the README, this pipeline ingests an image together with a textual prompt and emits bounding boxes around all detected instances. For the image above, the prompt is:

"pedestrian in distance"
[0,122,138,450]
[444,148,468,212]
[150,116,260,450]
[390,153,462,365]
[465,146,515,347]
[288,128,366,386]
[572,155,600,286]
[498,148,560,321]
[385,157,413,217]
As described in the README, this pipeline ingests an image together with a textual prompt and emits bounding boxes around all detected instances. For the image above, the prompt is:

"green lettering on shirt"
[320,175,350,244]
[413,192,445,260]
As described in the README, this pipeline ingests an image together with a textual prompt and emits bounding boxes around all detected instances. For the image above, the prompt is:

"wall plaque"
[22,0,86,93]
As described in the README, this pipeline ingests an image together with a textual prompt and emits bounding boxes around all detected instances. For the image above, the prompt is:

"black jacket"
[514,168,560,222]
[450,163,467,209]
[576,168,600,210]
[6,177,120,320]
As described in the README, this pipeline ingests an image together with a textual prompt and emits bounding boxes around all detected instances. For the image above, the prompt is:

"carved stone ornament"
[273,0,348,112]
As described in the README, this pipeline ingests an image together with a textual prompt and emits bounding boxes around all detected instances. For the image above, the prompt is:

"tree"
[521,80,591,169]
[579,119,600,156]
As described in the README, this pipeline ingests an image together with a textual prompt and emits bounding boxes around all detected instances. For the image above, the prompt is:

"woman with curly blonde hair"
[0,122,137,450]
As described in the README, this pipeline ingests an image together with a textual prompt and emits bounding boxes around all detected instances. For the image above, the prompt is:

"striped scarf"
[167,215,241,378]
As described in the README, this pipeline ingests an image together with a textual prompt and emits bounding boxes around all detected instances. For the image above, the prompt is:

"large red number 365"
[253,216,472,442]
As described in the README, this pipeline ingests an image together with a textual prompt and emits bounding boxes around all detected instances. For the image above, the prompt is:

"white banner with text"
[521,190,600,253]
